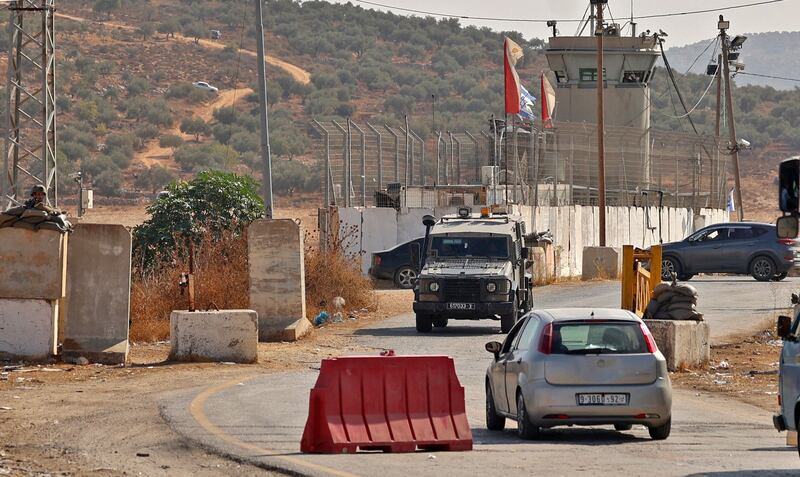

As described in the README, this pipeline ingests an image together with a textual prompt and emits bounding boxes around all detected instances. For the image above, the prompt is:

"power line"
[736,71,800,83]
[350,0,783,24]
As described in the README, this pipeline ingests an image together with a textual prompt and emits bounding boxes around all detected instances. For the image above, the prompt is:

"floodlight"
[717,20,730,30]
[731,35,747,48]
[727,52,740,61]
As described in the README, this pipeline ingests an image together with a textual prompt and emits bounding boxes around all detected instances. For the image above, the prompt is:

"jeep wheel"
[432,317,448,328]
[500,302,518,334]
[415,313,432,333]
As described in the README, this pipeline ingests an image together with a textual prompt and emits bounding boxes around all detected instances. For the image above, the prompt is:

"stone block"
[0,299,57,360]
[582,246,622,280]
[169,310,258,363]
[248,219,307,341]
[0,228,67,300]
[788,431,797,447]
[645,319,710,371]
[61,224,132,365]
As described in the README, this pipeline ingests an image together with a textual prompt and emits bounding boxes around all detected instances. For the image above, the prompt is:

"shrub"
[94,168,123,196]
[180,117,211,141]
[132,170,264,268]
[134,164,176,194]
[159,134,184,148]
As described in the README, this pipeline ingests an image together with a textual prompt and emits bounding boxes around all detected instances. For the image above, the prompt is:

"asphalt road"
[161,277,800,476]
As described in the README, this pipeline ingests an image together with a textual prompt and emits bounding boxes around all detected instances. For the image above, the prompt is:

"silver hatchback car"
[485,308,672,440]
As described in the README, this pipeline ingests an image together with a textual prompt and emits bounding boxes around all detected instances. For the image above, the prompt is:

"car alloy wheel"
[395,266,417,289]
[516,393,539,440]
[661,258,678,281]
[485,383,506,431]
[751,256,775,282]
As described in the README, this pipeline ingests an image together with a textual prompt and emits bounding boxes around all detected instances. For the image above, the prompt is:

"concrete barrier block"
[249,219,307,342]
[788,430,797,447]
[0,299,57,360]
[61,224,131,365]
[645,319,710,371]
[169,310,258,363]
[0,228,67,300]
[581,246,622,280]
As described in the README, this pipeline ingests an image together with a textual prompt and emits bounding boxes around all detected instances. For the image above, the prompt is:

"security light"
[730,35,747,48]
[727,52,740,61]
[717,20,730,30]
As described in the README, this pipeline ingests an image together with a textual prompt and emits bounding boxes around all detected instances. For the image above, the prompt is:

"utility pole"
[431,94,436,134]
[719,15,744,221]
[594,0,607,245]
[255,0,274,219]
[714,53,722,138]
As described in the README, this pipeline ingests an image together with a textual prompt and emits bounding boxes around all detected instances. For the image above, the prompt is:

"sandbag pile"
[0,204,72,233]
[644,280,704,321]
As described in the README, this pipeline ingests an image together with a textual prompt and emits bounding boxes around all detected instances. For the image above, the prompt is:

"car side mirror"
[485,341,502,360]
[777,216,799,239]
[778,315,793,339]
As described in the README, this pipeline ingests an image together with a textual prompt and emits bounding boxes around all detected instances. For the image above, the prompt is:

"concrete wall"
[248,219,309,341]
[0,228,67,299]
[328,205,728,278]
[61,224,132,364]
[0,299,57,360]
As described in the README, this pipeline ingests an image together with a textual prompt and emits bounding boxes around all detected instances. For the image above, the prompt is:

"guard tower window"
[579,68,606,82]
[622,71,646,83]
[554,71,568,84]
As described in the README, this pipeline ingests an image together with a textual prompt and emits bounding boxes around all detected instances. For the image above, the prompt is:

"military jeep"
[412,207,532,333]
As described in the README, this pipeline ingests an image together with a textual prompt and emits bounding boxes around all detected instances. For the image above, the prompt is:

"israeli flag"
[518,85,536,121]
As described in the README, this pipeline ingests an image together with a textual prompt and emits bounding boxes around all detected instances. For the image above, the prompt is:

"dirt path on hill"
[135,87,253,168]
[56,13,311,84]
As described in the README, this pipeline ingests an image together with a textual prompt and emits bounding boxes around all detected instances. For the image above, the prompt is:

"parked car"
[210,29,222,40]
[369,237,424,289]
[484,308,672,440]
[192,81,219,94]
[661,222,798,282]
[774,306,800,458]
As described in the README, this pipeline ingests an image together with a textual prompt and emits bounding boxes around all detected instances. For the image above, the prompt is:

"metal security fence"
[310,118,729,211]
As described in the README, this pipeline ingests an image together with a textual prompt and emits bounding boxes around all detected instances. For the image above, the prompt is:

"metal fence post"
[349,119,366,206]
[436,131,443,186]
[384,125,400,183]
[411,129,425,186]
[331,120,348,207]
[465,131,479,184]
[311,119,331,207]
[404,116,411,186]
[367,122,383,191]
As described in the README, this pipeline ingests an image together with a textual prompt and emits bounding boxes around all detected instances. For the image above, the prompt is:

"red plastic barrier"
[300,354,473,453]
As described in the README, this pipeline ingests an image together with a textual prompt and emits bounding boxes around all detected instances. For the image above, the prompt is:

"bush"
[94,168,123,196]
[180,116,211,141]
[159,134,184,148]
[174,142,235,171]
[130,229,248,341]
[134,164,176,193]
[132,170,264,268]
[212,106,237,125]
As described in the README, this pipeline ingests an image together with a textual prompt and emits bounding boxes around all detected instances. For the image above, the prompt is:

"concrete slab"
[530,247,548,286]
[169,310,258,363]
[0,299,57,360]
[61,224,132,365]
[0,228,67,300]
[360,207,398,275]
[582,246,622,280]
[645,319,710,371]
[248,219,307,342]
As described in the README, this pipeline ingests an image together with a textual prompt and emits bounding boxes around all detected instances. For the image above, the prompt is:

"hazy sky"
[327,0,795,48]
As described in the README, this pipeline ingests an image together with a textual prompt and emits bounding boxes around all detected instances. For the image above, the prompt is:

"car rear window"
[552,322,648,354]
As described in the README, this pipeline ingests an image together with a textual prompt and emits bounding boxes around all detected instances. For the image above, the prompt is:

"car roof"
[534,308,640,322]
[431,216,520,236]
[704,222,774,228]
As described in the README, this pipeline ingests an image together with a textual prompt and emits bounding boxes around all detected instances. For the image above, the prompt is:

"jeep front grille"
[442,279,481,302]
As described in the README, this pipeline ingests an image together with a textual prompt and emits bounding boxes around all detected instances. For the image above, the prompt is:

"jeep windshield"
[429,236,509,259]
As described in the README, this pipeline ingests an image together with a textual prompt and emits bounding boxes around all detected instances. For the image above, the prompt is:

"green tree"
[137,23,155,42]
[135,164,176,194]
[157,20,179,39]
[180,117,210,141]
[132,170,265,267]
[93,0,121,17]
[159,134,184,149]
[94,168,123,196]
[182,22,206,44]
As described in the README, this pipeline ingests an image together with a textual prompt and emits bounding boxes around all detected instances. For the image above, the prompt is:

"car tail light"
[543,414,570,420]
[640,322,658,353]
[635,413,660,419]
[778,238,798,246]
[373,255,381,266]
[538,323,553,355]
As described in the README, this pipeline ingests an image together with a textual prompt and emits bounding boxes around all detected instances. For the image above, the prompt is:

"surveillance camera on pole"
[736,138,751,150]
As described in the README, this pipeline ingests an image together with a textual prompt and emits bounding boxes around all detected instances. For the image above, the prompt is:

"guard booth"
[621,245,662,317]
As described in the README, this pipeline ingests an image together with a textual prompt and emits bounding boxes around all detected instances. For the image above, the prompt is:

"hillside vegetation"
[8,0,800,204]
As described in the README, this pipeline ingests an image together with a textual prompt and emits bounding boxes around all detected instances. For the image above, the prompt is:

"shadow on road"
[472,427,647,446]
[684,471,799,476]
[354,324,502,338]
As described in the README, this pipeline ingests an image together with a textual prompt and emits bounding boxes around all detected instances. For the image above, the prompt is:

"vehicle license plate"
[576,393,629,406]
[447,302,475,310]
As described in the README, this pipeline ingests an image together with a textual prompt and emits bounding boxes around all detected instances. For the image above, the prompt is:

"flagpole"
[504,114,509,207]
